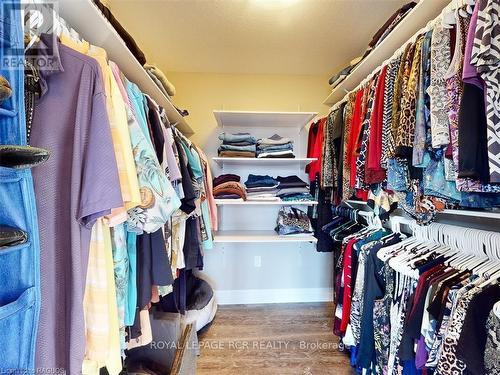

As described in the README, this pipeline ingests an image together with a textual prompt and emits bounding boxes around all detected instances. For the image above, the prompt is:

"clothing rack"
[329,0,474,112]
[37,0,195,136]
[341,196,500,261]
[412,222,500,262]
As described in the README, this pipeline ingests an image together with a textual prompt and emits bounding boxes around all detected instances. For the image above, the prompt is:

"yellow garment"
[82,221,122,375]
[60,34,90,54]
[88,46,141,221]
[60,36,137,375]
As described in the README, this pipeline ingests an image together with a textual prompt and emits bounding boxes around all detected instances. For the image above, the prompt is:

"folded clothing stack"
[256,134,294,159]
[244,174,280,201]
[218,133,257,158]
[213,174,246,200]
[275,207,313,236]
[276,175,313,201]
[144,64,176,97]
[327,1,416,88]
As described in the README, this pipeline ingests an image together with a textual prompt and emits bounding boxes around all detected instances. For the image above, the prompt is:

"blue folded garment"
[223,141,255,146]
[219,132,257,144]
[257,146,293,155]
[245,174,278,188]
[280,193,314,201]
[219,144,257,152]
[257,142,294,151]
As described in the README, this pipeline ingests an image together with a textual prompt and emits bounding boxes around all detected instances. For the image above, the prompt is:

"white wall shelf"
[215,200,318,206]
[214,110,317,129]
[213,157,316,167]
[58,0,194,136]
[323,0,450,106]
[213,230,317,243]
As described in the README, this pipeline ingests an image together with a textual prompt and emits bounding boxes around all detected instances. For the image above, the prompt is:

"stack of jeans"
[257,134,294,158]
[276,175,313,201]
[244,174,280,201]
[218,133,256,158]
[275,207,313,236]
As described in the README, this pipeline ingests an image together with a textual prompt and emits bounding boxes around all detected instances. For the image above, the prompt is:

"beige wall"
[166,71,330,146]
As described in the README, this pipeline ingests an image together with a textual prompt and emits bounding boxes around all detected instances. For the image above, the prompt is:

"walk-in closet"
[1,0,499,374]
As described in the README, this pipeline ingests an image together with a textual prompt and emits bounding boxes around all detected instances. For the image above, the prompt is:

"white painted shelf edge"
[212,157,317,166]
[323,0,450,106]
[214,200,318,206]
[58,0,194,136]
[213,110,317,129]
[213,230,318,243]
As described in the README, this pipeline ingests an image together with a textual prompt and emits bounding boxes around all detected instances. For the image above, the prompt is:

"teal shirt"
[179,139,214,250]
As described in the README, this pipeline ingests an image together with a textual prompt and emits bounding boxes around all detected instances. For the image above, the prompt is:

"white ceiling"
[110,0,410,76]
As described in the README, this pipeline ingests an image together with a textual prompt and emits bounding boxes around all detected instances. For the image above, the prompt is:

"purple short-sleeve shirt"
[30,35,123,374]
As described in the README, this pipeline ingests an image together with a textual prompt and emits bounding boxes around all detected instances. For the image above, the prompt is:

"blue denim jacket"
[0,1,40,371]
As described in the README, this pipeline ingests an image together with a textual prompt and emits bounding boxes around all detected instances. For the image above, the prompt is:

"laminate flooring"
[197,303,355,375]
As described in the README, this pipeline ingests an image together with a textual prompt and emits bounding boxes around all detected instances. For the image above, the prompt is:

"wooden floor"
[197,303,354,375]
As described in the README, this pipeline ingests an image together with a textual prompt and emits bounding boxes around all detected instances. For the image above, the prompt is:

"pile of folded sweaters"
[218,133,257,158]
[256,134,294,159]
[245,174,280,201]
[276,176,313,201]
[244,174,314,202]
[217,133,295,158]
[213,174,314,202]
[212,174,246,200]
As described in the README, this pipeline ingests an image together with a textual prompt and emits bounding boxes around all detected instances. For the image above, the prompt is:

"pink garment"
[463,1,483,88]
[197,147,218,231]
[109,61,132,108]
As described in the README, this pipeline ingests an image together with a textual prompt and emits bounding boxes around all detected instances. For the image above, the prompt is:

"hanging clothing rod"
[413,222,500,262]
